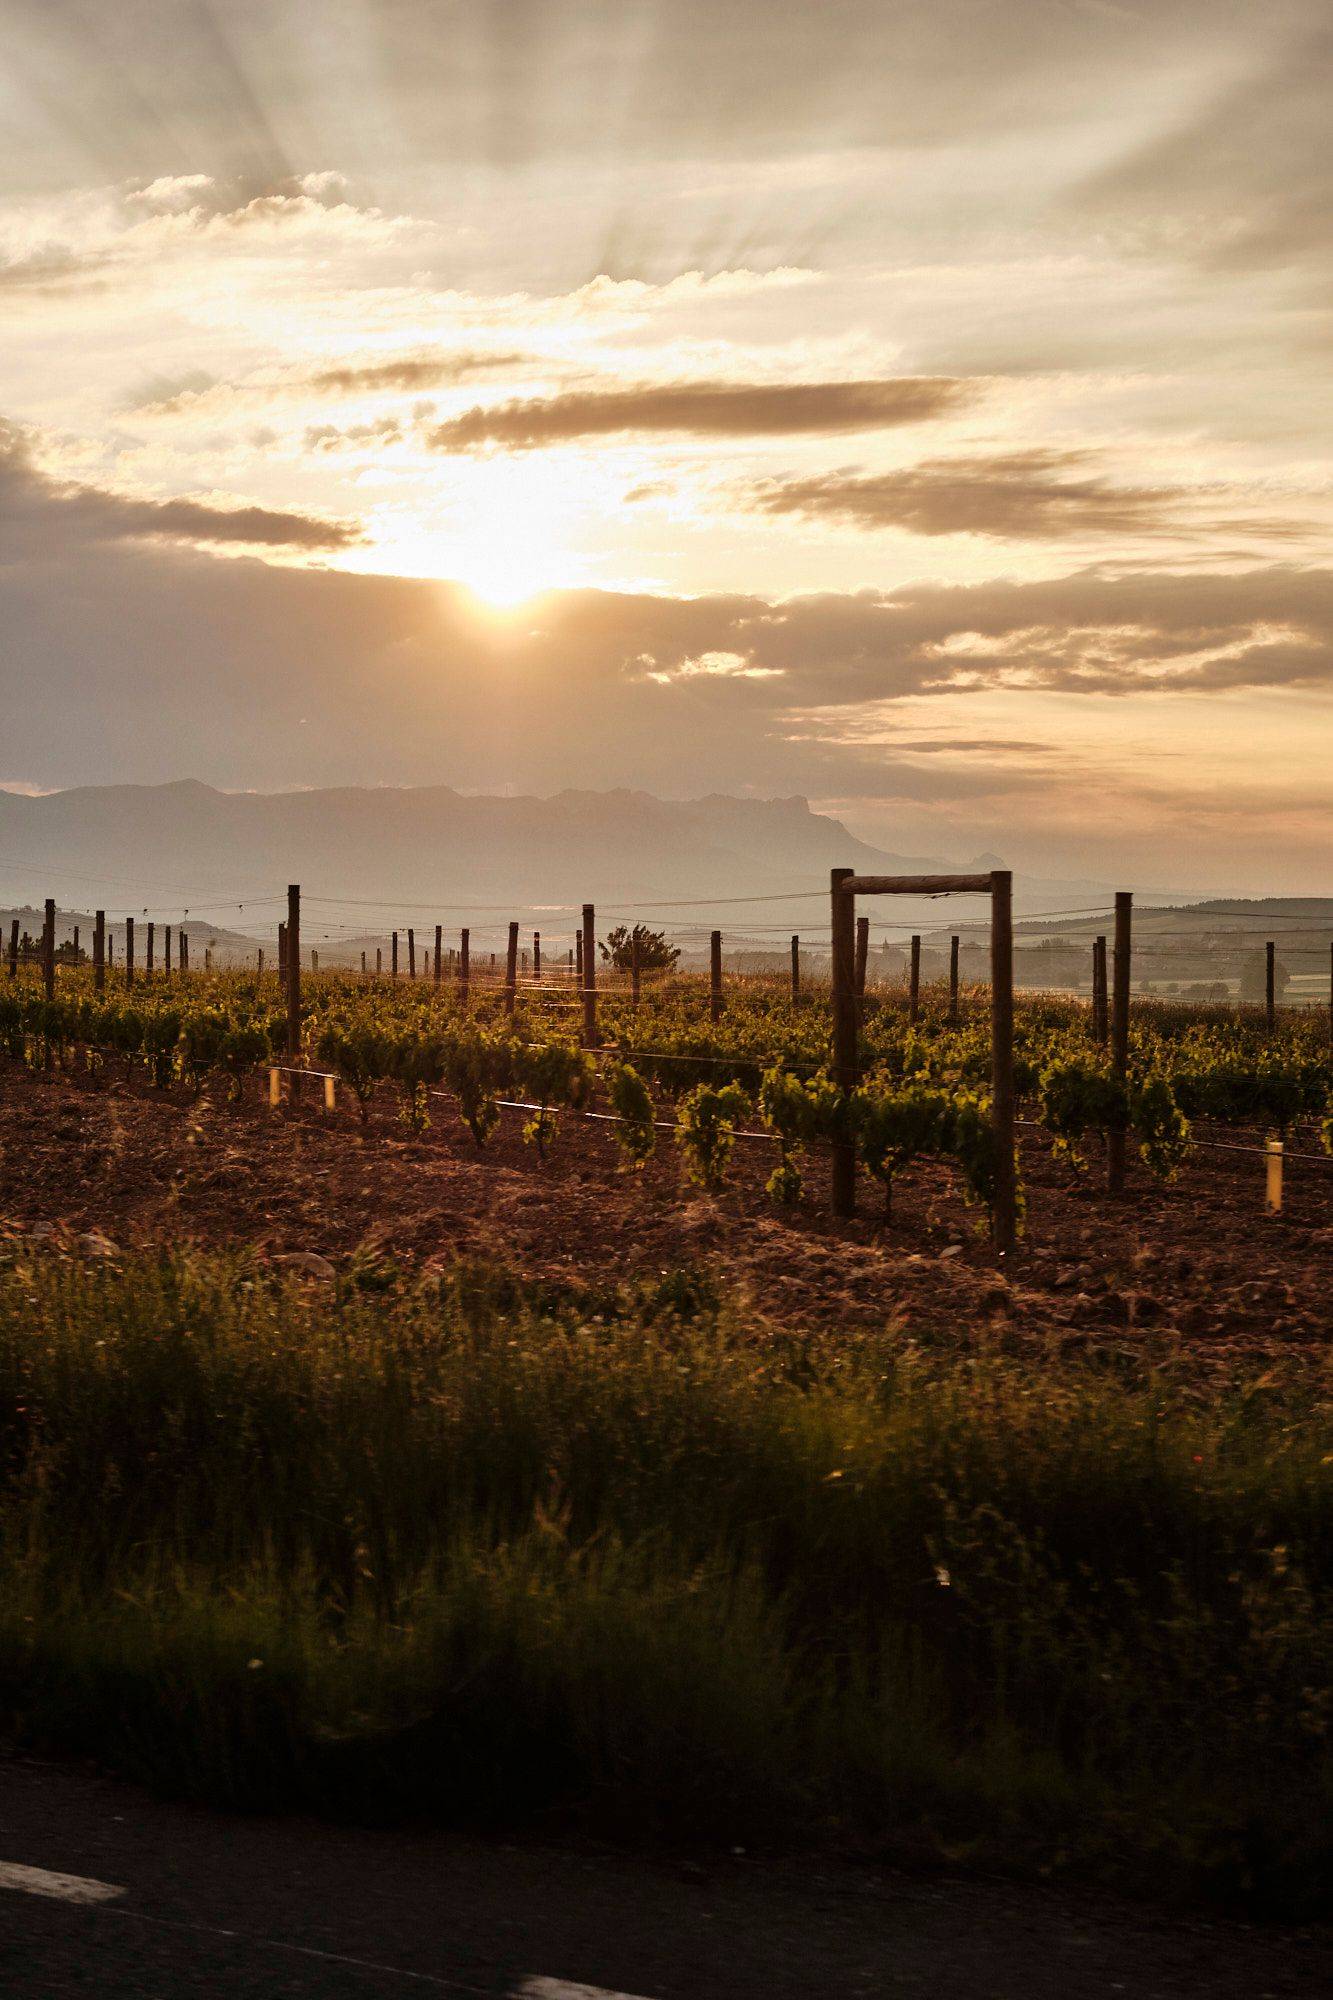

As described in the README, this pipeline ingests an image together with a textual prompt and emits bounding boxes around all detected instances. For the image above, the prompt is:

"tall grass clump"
[0,1248,1329,1910]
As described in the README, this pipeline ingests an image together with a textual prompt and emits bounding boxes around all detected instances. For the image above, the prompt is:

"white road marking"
[0,1859,125,1906]
[0,1860,657,1998]
[518,1981,656,2000]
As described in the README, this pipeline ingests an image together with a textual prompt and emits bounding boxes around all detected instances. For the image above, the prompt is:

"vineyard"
[2,946,1330,1238]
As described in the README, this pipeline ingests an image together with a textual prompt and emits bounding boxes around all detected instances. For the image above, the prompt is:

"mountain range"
[0,781,1140,949]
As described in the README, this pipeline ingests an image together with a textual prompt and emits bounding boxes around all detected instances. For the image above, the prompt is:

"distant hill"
[0,782,1121,950]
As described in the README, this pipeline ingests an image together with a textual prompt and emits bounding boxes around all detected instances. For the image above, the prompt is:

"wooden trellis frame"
[830,867,1017,1254]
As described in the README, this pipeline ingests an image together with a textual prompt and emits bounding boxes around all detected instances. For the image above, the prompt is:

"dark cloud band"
[424,378,974,451]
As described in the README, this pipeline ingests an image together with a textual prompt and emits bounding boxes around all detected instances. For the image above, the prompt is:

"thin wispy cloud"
[749,451,1311,543]
[423,379,975,452]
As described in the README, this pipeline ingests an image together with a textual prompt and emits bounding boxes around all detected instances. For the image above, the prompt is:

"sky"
[1,0,1330,892]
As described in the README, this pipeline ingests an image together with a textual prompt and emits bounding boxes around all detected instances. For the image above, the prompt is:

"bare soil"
[1,1057,1329,1362]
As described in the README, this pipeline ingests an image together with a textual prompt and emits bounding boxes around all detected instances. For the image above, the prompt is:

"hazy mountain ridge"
[0,780,1122,931]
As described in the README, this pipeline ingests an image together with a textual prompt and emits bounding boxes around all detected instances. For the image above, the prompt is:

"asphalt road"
[0,1754,1327,1998]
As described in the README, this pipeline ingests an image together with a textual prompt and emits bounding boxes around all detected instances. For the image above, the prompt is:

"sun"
[355,458,595,606]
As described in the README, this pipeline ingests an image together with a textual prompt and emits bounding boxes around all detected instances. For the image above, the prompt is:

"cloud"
[423,378,975,452]
[0,420,360,553]
[129,349,534,418]
[750,451,1190,540]
[305,351,530,398]
[1072,27,1333,282]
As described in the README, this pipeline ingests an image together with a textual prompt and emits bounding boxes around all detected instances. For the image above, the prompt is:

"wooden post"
[908,935,921,1023]
[376,947,382,976]
[1265,1136,1284,1215]
[1107,892,1132,1194]
[125,915,135,990]
[43,898,56,1001]
[93,911,105,992]
[631,929,641,1008]
[286,884,301,1060]
[533,931,541,982]
[1092,936,1108,1043]
[582,904,598,1047]
[1265,940,1276,1031]
[278,922,287,984]
[575,929,583,982]
[164,925,172,975]
[408,928,416,978]
[8,918,18,979]
[72,924,79,958]
[391,931,399,979]
[791,934,800,1004]
[990,871,1017,1257]
[179,930,189,974]
[360,950,366,976]
[311,949,319,973]
[205,946,213,974]
[948,934,960,1025]
[710,930,723,1023]
[855,915,869,1001]
[434,924,443,986]
[258,948,265,977]
[505,920,519,1015]
[830,869,857,1218]
[146,922,155,975]
[459,928,470,1009]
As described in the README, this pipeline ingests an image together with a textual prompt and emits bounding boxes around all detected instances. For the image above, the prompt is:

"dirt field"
[1,1057,1329,1359]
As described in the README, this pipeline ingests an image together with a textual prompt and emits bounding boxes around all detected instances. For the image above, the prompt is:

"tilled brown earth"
[1,1058,1329,1361]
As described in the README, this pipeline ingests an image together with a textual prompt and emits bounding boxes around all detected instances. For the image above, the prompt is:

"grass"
[0,1247,1329,1912]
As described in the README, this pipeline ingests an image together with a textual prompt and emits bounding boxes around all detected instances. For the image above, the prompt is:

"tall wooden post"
[72,925,80,958]
[631,930,641,1009]
[575,930,583,981]
[286,884,301,1060]
[790,934,800,1004]
[710,931,723,1023]
[164,925,172,975]
[434,924,443,985]
[533,932,542,982]
[258,949,265,978]
[179,930,189,974]
[1092,936,1107,1043]
[43,898,56,1001]
[505,921,519,1015]
[1107,892,1132,1194]
[125,915,135,990]
[376,947,382,976]
[145,922,154,975]
[909,935,921,1023]
[1265,941,1276,1031]
[278,922,287,984]
[459,928,470,1009]
[830,870,857,1217]
[855,915,869,1001]
[582,904,598,1047]
[948,934,960,1025]
[408,928,416,978]
[990,871,1017,1256]
[93,911,105,992]
[8,917,18,979]
[391,932,399,979]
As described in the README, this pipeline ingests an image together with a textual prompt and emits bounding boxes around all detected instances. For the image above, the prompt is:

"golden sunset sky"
[1,1,1329,888]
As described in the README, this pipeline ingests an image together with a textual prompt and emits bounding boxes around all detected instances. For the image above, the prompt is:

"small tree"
[599,924,679,974]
